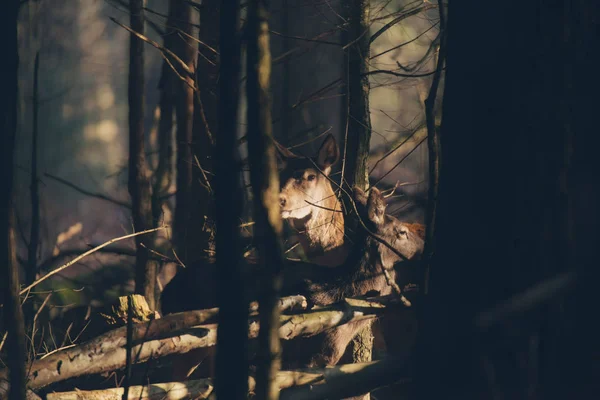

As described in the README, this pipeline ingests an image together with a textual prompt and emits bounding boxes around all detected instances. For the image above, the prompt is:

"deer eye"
[307,174,317,182]
[395,227,408,237]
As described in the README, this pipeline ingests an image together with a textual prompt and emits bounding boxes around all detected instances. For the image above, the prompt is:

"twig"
[371,21,439,60]
[109,17,194,77]
[363,69,440,79]
[369,4,436,45]
[370,136,427,188]
[44,173,130,208]
[19,227,167,294]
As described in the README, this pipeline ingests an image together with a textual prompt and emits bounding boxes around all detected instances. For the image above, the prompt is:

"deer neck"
[289,191,347,267]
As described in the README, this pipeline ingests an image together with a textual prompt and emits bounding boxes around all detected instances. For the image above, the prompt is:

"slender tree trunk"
[185,0,220,264]
[214,1,247,399]
[151,85,174,224]
[0,2,27,399]
[169,0,198,265]
[246,1,285,399]
[279,0,291,140]
[341,2,373,398]
[25,51,41,327]
[127,0,157,310]
[341,0,371,192]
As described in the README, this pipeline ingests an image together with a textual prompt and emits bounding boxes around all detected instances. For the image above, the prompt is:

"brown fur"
[163,135,425,379]
[278,134,347,266]
[286,187,424,368]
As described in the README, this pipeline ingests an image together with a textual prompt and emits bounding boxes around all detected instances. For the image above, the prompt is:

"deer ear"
[367,187,386,225]
[353,186,368,207]
[316,134,339,173]
[273,138,299,161]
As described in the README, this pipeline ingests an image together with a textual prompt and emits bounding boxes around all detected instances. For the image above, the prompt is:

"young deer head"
[277,134,346,266]
[354,186,424,269]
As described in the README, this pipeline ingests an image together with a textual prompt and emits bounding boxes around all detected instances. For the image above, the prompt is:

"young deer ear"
[367,187,387,225]
[352,186,368,208]
[316,134,339,174]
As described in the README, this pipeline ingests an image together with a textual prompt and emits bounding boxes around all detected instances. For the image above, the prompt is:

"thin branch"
[370,136,427,188]
[475,270,579,330]
[19,227,167,295]
[363,69,440,79]
[44,173,130,208]
[109,17,194,77]
[369,4,436,45]
[370,21,439,60]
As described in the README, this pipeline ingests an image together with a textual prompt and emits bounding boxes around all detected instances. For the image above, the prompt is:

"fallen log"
[44,358,408,400]
[0,295,402,398]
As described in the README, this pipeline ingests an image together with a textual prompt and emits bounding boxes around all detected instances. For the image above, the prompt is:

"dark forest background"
[2,0,599,399]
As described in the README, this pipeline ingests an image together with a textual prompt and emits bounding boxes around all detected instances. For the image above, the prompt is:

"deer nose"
[279,196,286,207]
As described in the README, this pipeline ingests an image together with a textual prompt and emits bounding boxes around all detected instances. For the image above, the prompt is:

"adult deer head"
[277,134,340,220]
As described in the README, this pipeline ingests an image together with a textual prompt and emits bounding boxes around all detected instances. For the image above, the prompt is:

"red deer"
[282,186,424,368]
[277,134,347,267]
[161,135,425,380]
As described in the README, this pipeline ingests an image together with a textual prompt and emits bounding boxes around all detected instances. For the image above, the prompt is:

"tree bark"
[341,0,372,192]
[128,0,157,310]
[246,0,285,399]
[341,2,373,397]
[0,2,27,400]
[169,0,199,265]
[214,1,247,399]
[0,295,395,396]
[183,0,220,265]
[415,1,600,399]
[25,51,41,327]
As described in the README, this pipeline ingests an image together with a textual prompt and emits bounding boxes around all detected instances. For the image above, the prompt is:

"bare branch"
[19,227,167,295]
[44,173,130,208]
[369,4,436,45]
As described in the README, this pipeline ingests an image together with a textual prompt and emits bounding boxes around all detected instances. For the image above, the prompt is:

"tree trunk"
[341,2,373,398]
[246,1,285,399]
[184,0,220,265]
[127,0,157,310]
[170,0,199,265]
[25,51,41,327]
[341,0,372,192]
[0,2,26,399]
[415,1,600,399]
[214,1,247,399]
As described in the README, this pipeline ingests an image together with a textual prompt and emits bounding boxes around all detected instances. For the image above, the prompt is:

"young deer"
[277,134,347,267]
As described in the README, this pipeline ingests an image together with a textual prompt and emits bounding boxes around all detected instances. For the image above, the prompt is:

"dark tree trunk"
[25,51,41,327]
[341,0,372,193]
[0,1,27,399]
[214,1,247,399]
[340,1,373,398]
[184,0,220,264]
[169,0,198,265]
[246,1,285,399]
[415,1,600,399]
[127,0,157,310]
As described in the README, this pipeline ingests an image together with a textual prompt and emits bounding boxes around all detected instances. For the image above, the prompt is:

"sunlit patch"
[96,84,115,110]
[53,222,83,256]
